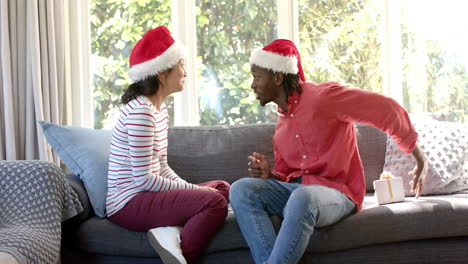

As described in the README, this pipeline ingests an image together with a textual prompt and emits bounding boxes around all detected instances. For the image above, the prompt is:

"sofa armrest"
[64,174,94,225]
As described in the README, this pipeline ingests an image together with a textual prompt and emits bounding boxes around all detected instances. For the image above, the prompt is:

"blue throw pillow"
[39,121,112,218]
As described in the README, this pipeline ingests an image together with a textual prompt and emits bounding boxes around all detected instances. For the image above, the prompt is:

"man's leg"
[230,178,300,264]
[268,185,356,264]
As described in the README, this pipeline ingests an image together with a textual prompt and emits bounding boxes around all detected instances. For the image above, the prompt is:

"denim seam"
[282,208,313,264]
[248,186,279,261]
[281,199,352,264]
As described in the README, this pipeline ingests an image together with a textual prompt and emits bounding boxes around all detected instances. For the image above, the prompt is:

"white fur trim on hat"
[250,49,298,75]
[128,42,184,82]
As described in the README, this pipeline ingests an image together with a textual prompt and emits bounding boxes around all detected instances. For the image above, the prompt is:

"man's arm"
[409,144,428,198]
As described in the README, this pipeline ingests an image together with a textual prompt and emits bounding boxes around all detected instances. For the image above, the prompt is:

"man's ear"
[274,72,284,85]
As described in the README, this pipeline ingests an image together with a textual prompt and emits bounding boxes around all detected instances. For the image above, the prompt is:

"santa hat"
[128,26,184,83]
[250,39,305,82]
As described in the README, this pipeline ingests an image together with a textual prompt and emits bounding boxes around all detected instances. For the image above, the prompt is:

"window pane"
[401,0,468,122]
[196,0,278,125]
[298,0,382,93]
[90,0,172,129]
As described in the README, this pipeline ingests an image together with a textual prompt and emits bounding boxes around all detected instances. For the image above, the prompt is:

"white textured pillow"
[383,120,468,196]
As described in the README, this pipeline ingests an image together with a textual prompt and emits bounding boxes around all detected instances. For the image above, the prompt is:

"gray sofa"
[61,123,468,264]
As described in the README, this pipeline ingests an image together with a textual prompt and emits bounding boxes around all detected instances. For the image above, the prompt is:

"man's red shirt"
[273,82,418,211]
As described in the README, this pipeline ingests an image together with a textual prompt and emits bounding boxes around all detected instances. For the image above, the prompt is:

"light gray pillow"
[39,121,112,218]
[383,119,468,196]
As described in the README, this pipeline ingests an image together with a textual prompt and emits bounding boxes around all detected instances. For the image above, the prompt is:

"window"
[400,0,467,122]
[298,0,382,94]
[196,0,279,125]
[91,0,467,128]
[90,0,172,129]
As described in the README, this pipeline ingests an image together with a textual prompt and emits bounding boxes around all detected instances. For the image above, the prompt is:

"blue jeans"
[230,178,356,264]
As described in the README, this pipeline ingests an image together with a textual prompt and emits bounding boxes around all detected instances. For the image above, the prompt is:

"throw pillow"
[383,119,468,196]
[39,121,112,218]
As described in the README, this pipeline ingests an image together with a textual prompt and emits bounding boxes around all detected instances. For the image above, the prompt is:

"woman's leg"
[197,180,230,201]
[108,188,228,263]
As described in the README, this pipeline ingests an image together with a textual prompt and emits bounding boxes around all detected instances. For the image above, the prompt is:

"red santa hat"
[128,26,184,83]
[250,39,305,82]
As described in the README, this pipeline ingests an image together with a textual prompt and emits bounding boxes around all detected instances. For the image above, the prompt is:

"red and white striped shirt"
[106,96,199,216]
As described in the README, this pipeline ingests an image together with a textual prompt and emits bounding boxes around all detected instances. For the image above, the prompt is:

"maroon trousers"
[108,180,230,263]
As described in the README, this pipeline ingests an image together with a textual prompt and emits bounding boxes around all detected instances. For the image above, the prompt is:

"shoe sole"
[147,232,183,264]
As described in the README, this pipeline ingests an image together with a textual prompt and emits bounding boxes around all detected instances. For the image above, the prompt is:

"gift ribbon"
[386,180,394,203]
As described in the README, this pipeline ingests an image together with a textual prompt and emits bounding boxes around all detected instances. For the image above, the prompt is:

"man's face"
[250,65,278,106]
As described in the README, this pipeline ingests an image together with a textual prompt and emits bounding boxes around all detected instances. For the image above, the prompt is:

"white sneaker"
[148,226,187,264]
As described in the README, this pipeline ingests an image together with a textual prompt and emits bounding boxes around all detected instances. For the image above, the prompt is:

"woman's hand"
[199,186,218,192]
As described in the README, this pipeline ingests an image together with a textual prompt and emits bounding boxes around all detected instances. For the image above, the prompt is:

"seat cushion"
[64,206,249,257]
[66,193,468,257]
[307,193,468,252]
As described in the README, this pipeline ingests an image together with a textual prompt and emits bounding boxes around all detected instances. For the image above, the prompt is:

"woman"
[106,26,230,264]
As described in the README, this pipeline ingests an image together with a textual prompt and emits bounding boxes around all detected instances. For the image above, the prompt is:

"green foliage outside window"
[298,0,382,94]
[90,0,172,129]
[195,0,279,125]
[91,0,466,128]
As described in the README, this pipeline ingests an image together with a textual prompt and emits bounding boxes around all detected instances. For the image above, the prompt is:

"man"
[229,39,427,264]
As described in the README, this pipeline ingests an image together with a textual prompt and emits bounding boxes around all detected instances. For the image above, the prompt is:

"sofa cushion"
[39,121,112,218]
[65,206,249,257]
[167,124,276,184]
[65,192,468,257]
[167,123,387,188]
[355,123,388,192]
[307,193,468,252]
[383,120,468,195]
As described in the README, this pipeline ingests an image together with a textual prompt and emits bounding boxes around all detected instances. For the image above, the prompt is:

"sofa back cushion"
[355,123,388,192]
[168,123,387,190]
[168,124,276,184]
[41,121,387,218]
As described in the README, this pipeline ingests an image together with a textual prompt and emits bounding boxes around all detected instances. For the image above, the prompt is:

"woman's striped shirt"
[106,96,199,216]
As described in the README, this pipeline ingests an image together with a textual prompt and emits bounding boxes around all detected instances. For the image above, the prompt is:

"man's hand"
[409,144,428,198]
[248,152,273,179]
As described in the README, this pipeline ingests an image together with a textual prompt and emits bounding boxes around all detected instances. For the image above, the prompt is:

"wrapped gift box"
[373,177,405,205]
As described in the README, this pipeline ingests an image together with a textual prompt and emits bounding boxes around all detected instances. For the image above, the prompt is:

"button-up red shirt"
[273,82,418,211]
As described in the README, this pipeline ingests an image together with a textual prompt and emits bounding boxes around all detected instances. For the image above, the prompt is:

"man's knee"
[229,177,261,204]
[286,187,323,215]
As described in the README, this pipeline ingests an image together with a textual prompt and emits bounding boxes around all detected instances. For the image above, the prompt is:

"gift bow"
[380,171,394,203]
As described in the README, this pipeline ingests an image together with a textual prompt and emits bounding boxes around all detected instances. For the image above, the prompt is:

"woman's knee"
[206,191,228,210]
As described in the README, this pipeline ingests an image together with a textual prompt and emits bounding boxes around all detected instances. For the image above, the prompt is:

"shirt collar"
[277,89,301,114]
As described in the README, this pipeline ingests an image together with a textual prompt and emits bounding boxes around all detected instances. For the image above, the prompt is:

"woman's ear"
[157,72,167,87]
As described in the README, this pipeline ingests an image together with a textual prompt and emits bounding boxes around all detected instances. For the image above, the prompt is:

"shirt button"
[305,170,309,174]
[295,134,299,138]
[290,114,294,117]
[303,155,307,159]
[294,100,298,104]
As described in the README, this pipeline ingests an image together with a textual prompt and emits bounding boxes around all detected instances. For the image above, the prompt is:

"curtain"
[0,0,91,161]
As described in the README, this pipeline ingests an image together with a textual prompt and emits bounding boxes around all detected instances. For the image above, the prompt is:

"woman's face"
[166,60,187,93]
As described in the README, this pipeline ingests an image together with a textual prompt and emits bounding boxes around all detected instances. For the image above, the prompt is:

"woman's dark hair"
[121,75,160,105]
